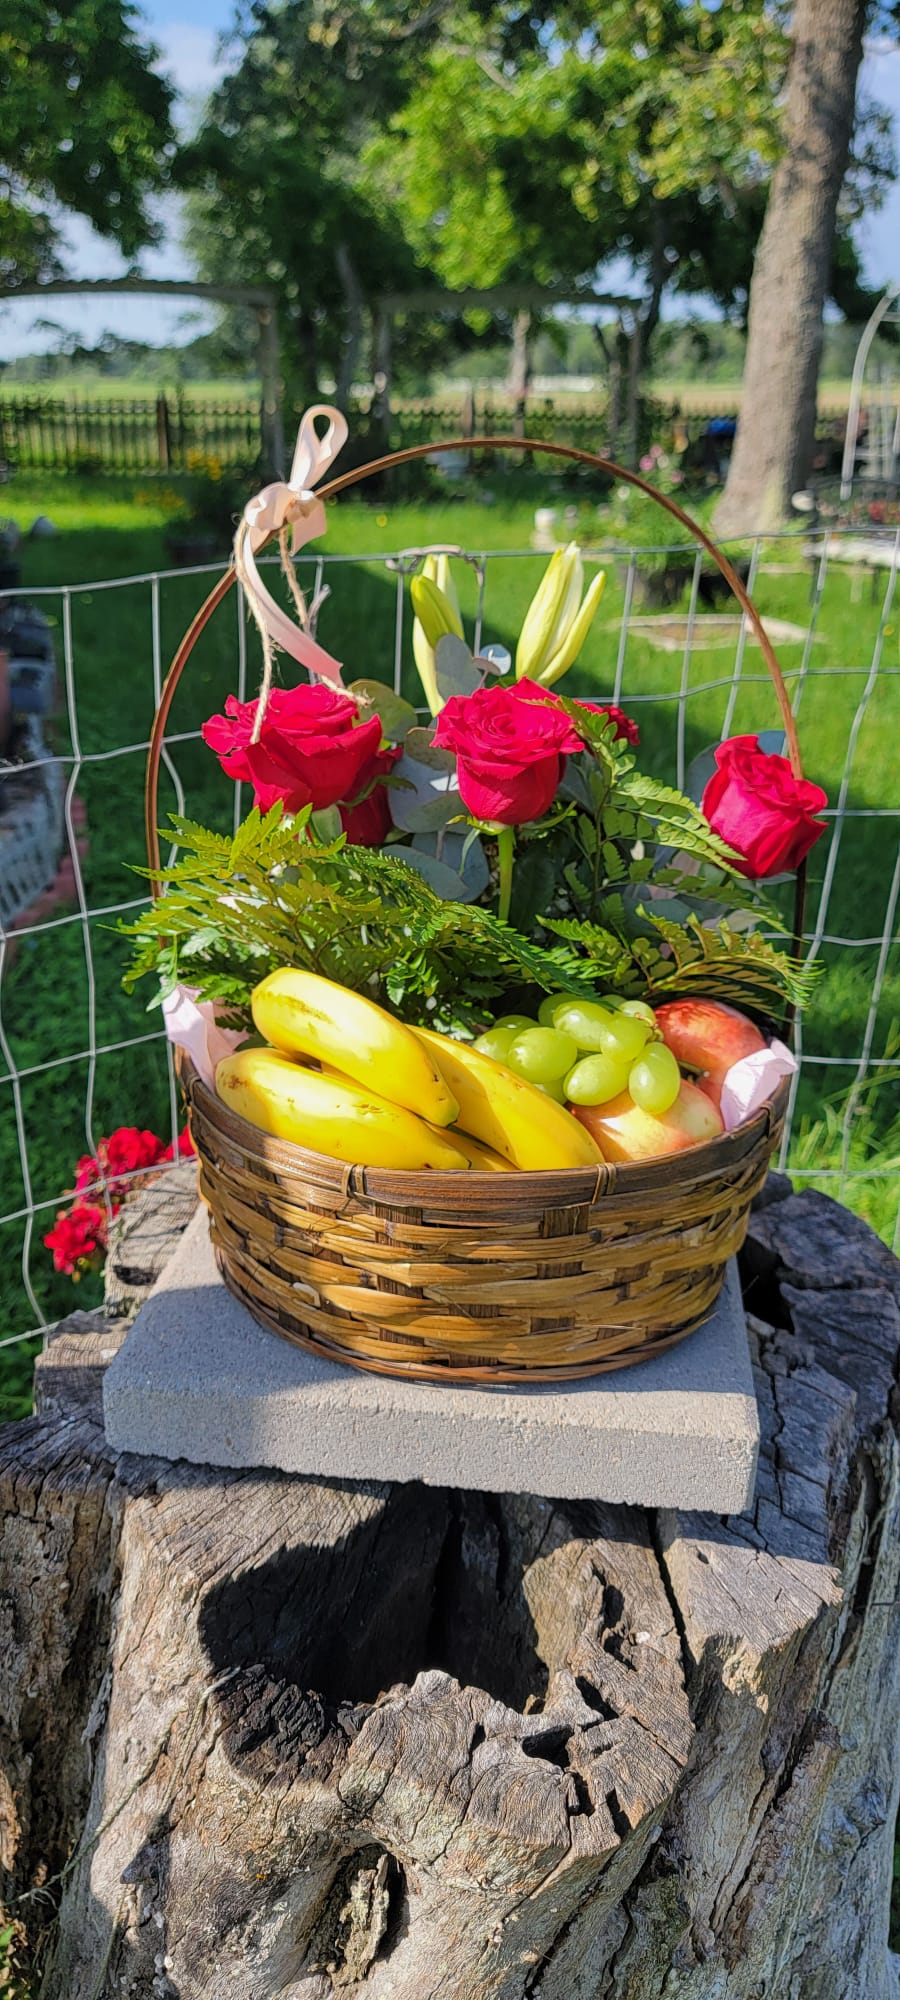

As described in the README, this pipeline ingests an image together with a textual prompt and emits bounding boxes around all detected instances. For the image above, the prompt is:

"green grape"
[538,993,571,1026]
[473,1025,517,1063]
[553,1000,618,1050]
[618,999,656,1026]
[533,1075,567,1102]
[592,1012,652,1064]
[507,1026,578,1084]
[494,1013,536,1034]
[628,1044,681,1115]
[563,1054,631,1106]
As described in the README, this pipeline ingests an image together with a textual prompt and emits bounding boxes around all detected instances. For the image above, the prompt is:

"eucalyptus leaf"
[392,848,472,901]
[477,644,512,677]
[348,679,420,743]
[412,829,489,899]
[389,740,461,832]
[435,632,481,703]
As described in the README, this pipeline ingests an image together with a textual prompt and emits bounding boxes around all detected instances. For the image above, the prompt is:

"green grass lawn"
[1,466,898,1416]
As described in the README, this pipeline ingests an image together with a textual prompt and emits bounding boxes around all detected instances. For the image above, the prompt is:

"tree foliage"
[0,0,176,286]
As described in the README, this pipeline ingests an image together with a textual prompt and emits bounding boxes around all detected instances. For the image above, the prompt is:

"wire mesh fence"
[1,524,898,1374]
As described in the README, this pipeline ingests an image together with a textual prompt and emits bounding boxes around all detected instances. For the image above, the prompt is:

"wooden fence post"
[155,393,171,472]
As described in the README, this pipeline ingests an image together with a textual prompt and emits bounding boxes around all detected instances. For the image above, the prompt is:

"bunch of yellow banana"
[214,968,602,1174]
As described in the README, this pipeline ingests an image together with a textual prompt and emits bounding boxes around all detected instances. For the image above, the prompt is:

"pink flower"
[202,683,383,815]
[433,679,584,826]
[702,736,827,878]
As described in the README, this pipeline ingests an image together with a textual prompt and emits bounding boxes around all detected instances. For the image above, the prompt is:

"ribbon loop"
[234,403,349,691]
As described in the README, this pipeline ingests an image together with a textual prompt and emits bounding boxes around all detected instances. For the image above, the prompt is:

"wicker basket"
[148,435,805,1383]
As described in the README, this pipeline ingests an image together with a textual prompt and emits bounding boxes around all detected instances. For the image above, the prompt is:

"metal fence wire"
[1,526,898,1356]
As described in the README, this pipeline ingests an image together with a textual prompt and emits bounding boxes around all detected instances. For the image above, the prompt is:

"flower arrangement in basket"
[125,408,827,1382]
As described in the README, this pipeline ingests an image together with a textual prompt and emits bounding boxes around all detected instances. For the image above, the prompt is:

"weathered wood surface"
[0,1174,898,1999]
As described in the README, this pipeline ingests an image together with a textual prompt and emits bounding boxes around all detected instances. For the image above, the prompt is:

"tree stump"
[1,1175,898,1999]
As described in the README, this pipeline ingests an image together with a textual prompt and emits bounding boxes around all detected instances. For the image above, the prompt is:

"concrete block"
[103,1208,759,1510]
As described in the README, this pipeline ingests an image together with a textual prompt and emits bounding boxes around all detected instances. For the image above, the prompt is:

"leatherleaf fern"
[123,802,814,1030]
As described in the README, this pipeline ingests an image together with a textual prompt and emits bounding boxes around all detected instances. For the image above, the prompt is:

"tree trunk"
[714,0,867,538]
[1,1175,899,1999]
[508,310,531,437]
[335,245,365,414]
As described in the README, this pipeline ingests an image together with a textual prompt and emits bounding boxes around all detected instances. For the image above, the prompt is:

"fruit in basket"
[251,969,459,1127]
[653,999,765,1108]
[626,1043,681,1115]
[441,1129,517,1171]
[215,1048,470,1171]
[473,1024,518,1062]
[554,1000,651,1064]
[506,1026,578,1084]
[573,1080,723,1162]
[412,1026,604,1170]
[563,1052,631,1107]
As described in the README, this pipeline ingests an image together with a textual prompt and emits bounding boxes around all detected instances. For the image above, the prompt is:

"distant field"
[2,376,893,417]
[0,376,260,402]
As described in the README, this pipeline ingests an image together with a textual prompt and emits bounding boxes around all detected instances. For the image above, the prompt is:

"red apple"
[573,1080,724,1163]
[653,999,765,1109]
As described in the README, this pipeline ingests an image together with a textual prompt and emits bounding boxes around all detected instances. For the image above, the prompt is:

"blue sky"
[3,6,900,360]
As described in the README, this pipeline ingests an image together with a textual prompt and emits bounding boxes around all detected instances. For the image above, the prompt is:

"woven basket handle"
[145,436,804,900]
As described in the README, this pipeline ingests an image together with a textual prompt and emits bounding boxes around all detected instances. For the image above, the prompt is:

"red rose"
[702,735,827,878]
[202,683,383,815]
[45,1201,108,1277]
[433,679,584,826]
[578,701,640,747]
[340,743,402,846]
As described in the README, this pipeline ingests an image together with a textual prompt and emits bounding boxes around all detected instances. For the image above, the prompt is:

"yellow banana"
[442,1129,516,1172]
[316,1058,512,1170]
[251,969,459,1128]
[412,1027,603,1171]
[215,1048,470,1171]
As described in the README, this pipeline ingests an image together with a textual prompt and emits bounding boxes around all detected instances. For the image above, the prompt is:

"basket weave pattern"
[184,1063,788,1383]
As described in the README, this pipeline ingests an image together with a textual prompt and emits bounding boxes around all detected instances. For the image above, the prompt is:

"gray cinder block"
[103,1207,759,1510]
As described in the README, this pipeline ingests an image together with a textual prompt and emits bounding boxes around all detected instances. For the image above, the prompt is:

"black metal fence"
[0,388,738,477]
[0,392,262,475]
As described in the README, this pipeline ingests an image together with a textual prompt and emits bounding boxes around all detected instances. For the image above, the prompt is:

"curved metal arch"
[840,281,900,499]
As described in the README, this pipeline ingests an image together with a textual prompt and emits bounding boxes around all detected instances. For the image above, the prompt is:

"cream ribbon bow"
[234,404,349,703]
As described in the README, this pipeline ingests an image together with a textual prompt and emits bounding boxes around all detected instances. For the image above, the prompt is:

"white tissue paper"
[162,985,249,1092]
[718,1037,797,1132]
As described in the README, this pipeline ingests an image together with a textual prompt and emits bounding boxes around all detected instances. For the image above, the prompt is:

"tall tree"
[715,0,894,535]
[180,3,450,406]
[0,0,175,287]
[370,1,787,457]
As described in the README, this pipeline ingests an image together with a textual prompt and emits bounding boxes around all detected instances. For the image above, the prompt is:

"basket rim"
[182,1055,789,1207]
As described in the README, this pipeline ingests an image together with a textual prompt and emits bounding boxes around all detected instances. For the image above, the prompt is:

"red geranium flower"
[702,735,827,878]
[202,683,383,816]
[45,1202,108,1278]
[433,679,584,826]
[340,743,403,846]
[159,1127,196,1163]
